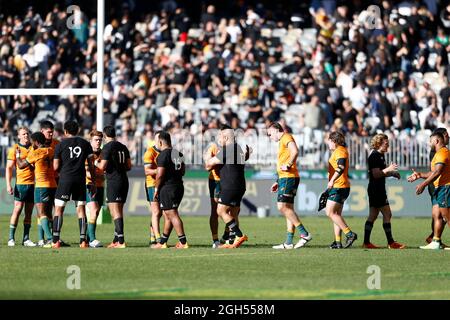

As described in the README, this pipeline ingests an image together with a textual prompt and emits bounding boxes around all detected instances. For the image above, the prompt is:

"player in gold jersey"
[16,132,57,248]
[408,131,450,250]
[326,131,357,249]
[267,122,312,249]
[6,127,35,247]
[143,132,163,246]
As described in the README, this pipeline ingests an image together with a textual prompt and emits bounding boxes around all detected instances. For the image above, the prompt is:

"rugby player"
[96,126,131,249]
[205,127,248,248]
[77,130,105,248]
[267,122,312,249]
[143,131,164,245]
[151,131,188,249]
[408,131,450,250]
[16,132,56,247]
[363,134,405,249]
[52,121,96,249]
[424,128,448,247]
[6,127,35,247]
[326,131,357,249]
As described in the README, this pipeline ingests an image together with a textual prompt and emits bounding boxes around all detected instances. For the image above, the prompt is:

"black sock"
[229,231,236,244]
[383,222,394,244]
[221,230,230,241]
[78,217,87,244]
[429,219,435,238]
[364,221,374,244]
[52,216,62,244]
[225,220,243,237]
[113,232,118,243]
[114,218,124,244]
[160,233,169,244]
[178,234,187,244]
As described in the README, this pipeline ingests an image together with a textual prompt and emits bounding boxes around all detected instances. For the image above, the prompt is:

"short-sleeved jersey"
[277,133,299,178]
[207,143,221,181]
[328,145,350,188]
[26,147,57,188]
[143,145,160,187]
[216,143,246,191]
[368,150,386,189]
[101,141,130,181]
[86,150,105,187]
[156,148,184,187]
[7,143,34,185]
[54,137,93,180]
[431,147,450,187]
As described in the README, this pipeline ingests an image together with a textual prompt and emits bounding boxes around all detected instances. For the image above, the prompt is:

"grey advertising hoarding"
[0,177,432,217]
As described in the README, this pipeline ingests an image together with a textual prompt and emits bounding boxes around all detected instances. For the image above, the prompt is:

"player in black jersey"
[151,131,188,249]
[363,134,405,249]
[422,128,448,247]
[206,126,248,248]
[95,126,131,249]
[51,121,96,249]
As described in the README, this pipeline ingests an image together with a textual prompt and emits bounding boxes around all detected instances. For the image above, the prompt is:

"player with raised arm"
[96,126,132,249]
[143,131,164,245]
[151,131,188,249]
[83,130,105,248]
[326,131,357,249]
[5,127,35,247]
[267,122,312,249]
[16,132,57,247]
[408,131,450,250]
[51,120,96,249]
[363,134,405,249]
[205,126,248,249]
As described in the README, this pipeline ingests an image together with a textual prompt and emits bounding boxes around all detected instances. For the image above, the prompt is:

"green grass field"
[1,215,449,300]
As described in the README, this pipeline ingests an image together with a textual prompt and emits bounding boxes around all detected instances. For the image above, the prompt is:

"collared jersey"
[86,150,105,187]
[207,143,221,181]
[26,147,57,188]
[143,145,161,187]
[277,133,299,178]
[7,143,34,185]
[328,145,350,188]
[431,147,450,187]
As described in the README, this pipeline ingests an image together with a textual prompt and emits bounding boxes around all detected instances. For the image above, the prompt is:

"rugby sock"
[8,224,16,241]
[87,220,97,242]
[364,221,374,244]
[40,217,53,241]
[221,230,230,241]
[212,233,219,242]
[178,234,187,245]
[150,229,156,243]
[286,232,294,245]
[226,220,243,237]
[160,233,169,245]
[52,216,63,244]
[114,218,124,244]
[155,232,161,243]
[113,232,118,243]
[37,218,44,241]
[23,223,31,242]
[295,223,309,237]
[78,217,87,244]
[432,236,441,243]
[343,227,354,237]
[335,235,341,242]
[382,223,394,244]
[229,231,236,244]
